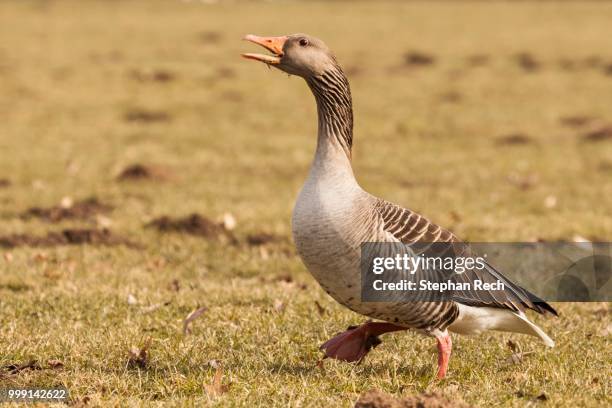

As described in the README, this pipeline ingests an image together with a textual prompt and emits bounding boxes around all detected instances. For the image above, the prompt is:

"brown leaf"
[127,337,151,369]
[507,353,523,365]
[183,306,208,335]
[72,396,91,408]
[506,349,534,366]
[169,279,180,292]
[47,359,64,369]
[204,365,230,397]
[314,301,326,316]
[506,339,520,353]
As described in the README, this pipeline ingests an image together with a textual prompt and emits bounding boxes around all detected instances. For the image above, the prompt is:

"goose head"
[242,33,337,78]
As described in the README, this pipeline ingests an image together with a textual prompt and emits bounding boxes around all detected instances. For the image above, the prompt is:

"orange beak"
[242,34,288,65]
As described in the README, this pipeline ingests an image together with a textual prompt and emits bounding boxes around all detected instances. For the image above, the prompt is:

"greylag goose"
[242,34,557,379]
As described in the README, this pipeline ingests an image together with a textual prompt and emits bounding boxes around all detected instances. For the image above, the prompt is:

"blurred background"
[0,1,610,406]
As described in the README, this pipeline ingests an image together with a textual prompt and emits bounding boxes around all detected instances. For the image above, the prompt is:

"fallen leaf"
[273,299,285,312]
[314,301,326,316]
[507,353,523,365]
[544,195,557,209]
[47,359,64,369]
[506,350,534,365]
[183,306,208,335]
[96,215,113,228]
[506,339,520,353]
[127,337,151,369]
[72,396,91,408]
[259,246,269,260]
[60,196,73,209]
[204,365,230,397]
[221,213,237,230]
[169,279,180,292]
[141,300,172,314]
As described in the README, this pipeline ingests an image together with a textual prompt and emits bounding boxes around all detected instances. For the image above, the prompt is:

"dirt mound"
[0,228,135,248]
[147,213,235,242]
[129,69,175,83]
[116,164,172,181]
[583,125,612,142]
[22,197,113,222]
[559,115,595,128]
[514,52,540,72]
[438,91,462,103]
[496,133,532,145]
[246,232,287,246]
[124,109,171,123]
[404,51,435,66]
[198,31,222,44]
[466,54,489,67]
[355,389,472,408]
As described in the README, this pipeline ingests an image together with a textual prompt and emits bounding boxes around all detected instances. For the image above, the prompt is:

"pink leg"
[320,321,407,363]
[436,333,452,379]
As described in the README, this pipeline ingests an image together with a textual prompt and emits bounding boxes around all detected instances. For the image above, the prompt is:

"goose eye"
[299,38,309,47]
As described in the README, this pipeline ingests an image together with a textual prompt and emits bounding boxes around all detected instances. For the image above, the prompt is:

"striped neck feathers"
[306,66,354,160]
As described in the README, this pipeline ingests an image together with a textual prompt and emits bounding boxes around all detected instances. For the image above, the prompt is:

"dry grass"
[0,0,611,406]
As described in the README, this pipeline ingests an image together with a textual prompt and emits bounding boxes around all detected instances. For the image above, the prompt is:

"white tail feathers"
[513,312,555,347]
[450,304,555,347]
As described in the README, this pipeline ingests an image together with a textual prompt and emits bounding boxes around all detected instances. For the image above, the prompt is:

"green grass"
[0,0,611,406]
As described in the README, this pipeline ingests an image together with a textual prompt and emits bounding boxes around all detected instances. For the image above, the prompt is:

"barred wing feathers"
[374,200,557,316]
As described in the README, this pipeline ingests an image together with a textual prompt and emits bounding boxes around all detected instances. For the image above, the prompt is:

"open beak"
[242,34,287,65]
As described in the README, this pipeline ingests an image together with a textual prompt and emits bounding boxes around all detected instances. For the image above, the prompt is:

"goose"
[242,33,557,379]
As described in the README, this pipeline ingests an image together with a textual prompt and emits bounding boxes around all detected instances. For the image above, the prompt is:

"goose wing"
[373,200,557,316]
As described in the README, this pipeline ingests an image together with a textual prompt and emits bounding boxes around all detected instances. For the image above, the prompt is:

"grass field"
[0,0,611,406]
